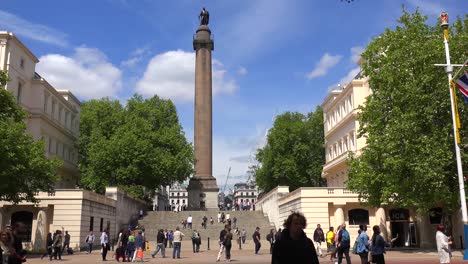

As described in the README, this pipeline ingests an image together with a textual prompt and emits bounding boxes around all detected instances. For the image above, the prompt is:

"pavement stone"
[24,241,466,264]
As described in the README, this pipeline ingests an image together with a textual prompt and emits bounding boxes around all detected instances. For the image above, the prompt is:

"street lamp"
[438,12,468,259]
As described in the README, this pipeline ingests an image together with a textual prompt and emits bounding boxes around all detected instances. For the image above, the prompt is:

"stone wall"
[256,186,289,229]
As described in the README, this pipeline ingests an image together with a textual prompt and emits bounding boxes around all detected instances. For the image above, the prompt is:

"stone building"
[169,184,188,211]
[0,31,146,251]
[256,63,464,249]
[233,182,258,210]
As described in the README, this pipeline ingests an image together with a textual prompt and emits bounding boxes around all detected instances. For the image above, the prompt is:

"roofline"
[57,89,82,106]
[0,31,39,63]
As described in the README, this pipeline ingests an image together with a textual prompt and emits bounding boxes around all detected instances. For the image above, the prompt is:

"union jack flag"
[455,72,468,106]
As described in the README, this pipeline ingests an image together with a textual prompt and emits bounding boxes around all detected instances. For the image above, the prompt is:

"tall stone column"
[187,24,219,210]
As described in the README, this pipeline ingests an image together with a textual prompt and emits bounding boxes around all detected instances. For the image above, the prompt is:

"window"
[348,209,369,225]
[58,107,62,123]
[100,218,104,232]
[51,100,56,117]
[89,217,94,231]
[56,142,60,156]
[20,58,25,68]
[48,138,52,153]
[65,111,69,128]
[44,94,49,112]
[17,82,22,104]
[429,207,443,224]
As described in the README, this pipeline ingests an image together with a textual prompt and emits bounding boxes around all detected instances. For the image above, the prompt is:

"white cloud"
[136,50,238,103]
[121,46,151,68]
[36,47,122,99]
[307,53,342,79]
[121,57,142,68]
[0,10,68,47]
[237,66,248,76]
[350,46,365,63]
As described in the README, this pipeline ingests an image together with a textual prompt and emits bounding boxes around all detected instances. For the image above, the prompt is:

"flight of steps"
[138,209,275,242]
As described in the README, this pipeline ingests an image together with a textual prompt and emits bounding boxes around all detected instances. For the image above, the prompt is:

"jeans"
[172,242,181,258]
[101,243,108,260]
[152,243,165,257]
[337,246,351,264]
[225,243,232,260]
[87,243,93,253]
[254,241,261,254]
[192,240,200,252]
[51,246,62,260]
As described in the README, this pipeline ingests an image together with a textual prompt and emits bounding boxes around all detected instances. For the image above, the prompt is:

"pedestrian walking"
[100,229,109,261]
[252,227,261,254]
[224,226,233,262]
[313,224,325,257]
[187,215,193,229]
[151,229,166,258]
[191,230,201,253]
[235,228,242,250]
[172,227,184,259]
[210,217,214,225]
[266,229,276,254]
[217,212,221,223]
[241,228,247,244]
[163,229,168,248]
[272,212,319,264]
[115,230,126,262]
[202,215,208,229]
[370,225,397,264]
[168,230,174,248]
[232,217,237,229]
[337,223,351,264]
[85,231,95,254]
[356,225,370,264]
[61,231,70,255]
[435,224,451,264]
[133,230,144,262]
[126,231,135,261]
[41,233,53,260]
[50,230,63,261]
[216,224,229,262]
[326,227,336,260]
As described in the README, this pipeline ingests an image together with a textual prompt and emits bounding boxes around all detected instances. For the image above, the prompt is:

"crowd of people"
[0,213,457,264]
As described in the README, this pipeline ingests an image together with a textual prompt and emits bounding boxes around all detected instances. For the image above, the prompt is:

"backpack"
[341,229,350,242]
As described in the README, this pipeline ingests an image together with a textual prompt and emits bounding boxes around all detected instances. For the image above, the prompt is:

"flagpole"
[440,12,468,259]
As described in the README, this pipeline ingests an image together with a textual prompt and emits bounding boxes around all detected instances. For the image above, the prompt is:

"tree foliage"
[254,107,325,192]
[79,95,194,200]
[347,10,468,214]
[0,70,60,203]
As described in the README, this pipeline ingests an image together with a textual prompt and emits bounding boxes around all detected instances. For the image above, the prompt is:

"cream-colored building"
[0,31,146,251]
[257,68,464,249]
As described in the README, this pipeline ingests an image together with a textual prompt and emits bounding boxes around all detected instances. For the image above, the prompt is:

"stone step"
[138,210,275,241]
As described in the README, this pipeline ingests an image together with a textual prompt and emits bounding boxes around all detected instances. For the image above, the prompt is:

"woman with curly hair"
[272,212,319,264]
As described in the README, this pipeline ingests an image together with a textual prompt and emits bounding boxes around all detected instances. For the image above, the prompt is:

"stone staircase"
[138,209,275,242]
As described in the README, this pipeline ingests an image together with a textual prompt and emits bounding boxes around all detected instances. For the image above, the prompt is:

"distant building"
[169,183,188,211]
[233,182,258,210]
[152,185,169,211]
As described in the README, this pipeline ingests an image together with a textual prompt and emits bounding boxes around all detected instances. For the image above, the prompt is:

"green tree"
[0,70,60,203]
[79,95,194,200]
[255,107,325,192]
[347,10,468,214]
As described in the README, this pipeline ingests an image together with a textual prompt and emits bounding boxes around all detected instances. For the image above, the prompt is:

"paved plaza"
[24,240,466,264]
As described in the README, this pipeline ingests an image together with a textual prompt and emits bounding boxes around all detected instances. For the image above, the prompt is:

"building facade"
[233,182,258,210]
[0,31,146,251]
[257,66,464,249]
[169,184,188,211]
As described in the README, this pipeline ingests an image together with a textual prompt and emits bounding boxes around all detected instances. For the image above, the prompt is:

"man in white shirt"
[187,215,193,229]
[172,227,185,259]
[100,230,109,261]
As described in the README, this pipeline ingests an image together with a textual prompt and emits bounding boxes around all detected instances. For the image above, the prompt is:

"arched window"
[348,209,369,225]
[11,211,33,242]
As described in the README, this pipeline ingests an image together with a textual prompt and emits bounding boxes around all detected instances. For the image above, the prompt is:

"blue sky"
[1,0,465,191]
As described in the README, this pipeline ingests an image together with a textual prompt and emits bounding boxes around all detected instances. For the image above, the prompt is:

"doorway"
[11,211,33,242]
[390,222,417,247]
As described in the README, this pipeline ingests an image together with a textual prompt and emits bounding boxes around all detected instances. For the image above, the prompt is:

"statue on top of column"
[199,7,210,26]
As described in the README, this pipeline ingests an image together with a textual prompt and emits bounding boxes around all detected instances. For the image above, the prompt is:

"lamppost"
[438,12,468,259]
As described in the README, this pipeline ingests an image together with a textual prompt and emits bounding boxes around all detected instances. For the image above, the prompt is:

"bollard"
[207,237,210,250]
